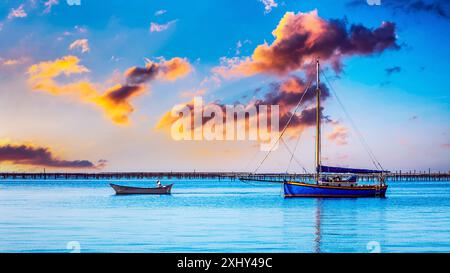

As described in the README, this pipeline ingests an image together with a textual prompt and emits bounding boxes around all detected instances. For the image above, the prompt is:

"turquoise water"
[0,179,449,253]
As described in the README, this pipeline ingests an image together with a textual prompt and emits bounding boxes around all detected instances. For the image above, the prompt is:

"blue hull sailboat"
[284,180,387,198]
[283,60,388,198]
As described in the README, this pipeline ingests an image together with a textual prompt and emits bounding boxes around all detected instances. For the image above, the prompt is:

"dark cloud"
[399,0,450,18]
[385,66,402,75]
[98,57,191,125]
[157,76,335,137]
[125,63,160,85]
[250,75,332,132]
[280,107,327,128]
[219,10,399,77]
[118,58,192,101]
[103,85,144,104]
[348,0,450,19]
[0,144,103,169]
[159,75,334,135]
[257,76,330,108]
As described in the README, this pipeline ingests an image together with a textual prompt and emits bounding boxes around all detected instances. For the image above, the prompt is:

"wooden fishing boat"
[110,183,173,195]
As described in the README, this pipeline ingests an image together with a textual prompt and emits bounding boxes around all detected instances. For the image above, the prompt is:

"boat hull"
[284,181,387,198]
[110,183,173,195]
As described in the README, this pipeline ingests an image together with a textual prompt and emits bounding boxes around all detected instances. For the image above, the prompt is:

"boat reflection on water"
[308,197,388,253]
[314,199,322,253]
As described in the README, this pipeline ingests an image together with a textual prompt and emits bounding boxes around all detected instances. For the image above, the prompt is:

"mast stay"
[253,81,313,174]
[320,69,385,172]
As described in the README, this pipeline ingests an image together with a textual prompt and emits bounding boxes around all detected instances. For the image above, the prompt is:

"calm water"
[0,179,449,253]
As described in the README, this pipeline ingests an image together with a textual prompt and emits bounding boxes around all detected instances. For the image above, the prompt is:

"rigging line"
[280,138,300,172]
[321,70,381,170]
[320,70,384,171]
[253,81,313,174]
[281,135,308,174]
[243,145,263,172]
[285,131,307,174]
[321,70,382,170]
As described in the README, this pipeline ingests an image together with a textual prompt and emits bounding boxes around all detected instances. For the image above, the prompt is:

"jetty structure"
[0,171,448,182]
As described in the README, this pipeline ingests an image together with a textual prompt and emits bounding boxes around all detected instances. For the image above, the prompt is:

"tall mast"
[315,59,321,182]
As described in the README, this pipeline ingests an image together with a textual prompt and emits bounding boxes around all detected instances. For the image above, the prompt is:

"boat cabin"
[318,175,358,187]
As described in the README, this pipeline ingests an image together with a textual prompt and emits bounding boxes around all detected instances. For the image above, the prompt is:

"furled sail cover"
[318,165,386,174]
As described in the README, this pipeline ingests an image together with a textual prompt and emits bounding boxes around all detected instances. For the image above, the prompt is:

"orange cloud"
[156,76,331,139]
[214,10,399,78]
[93,84,146,125]
[125,57,192,84]
[161,57,192,80]
[155,99,195,132]
[155,98,279,144]
[27,55,192,125]
[327,125,349,146]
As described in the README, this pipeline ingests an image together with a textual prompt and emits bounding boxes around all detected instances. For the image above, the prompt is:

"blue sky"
[0,0,449,172]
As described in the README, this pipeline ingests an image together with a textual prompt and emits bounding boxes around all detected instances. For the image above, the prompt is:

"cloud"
[150,20,177,32]
[403,0,450,18]
[214,10,399,78]
[252,76,332,134]
[8,4,27,19]
[0,143,104,169]
[27,56,192,125]
[235,39,252,55]
[93,84,146,124]
[27,55,91,94]
[44,0,59,13]
[327,125,349,145]
[259,0,278,14]
[348,0,450,19]
[1,57,27,66]
[156,76,332,137]
[442,143,450,149]
[69,39,90,53]
[126,57,192,83]
[179,88,207,98]
[155,9,167,16]
[159,10,398,139]
[385,66,401,75]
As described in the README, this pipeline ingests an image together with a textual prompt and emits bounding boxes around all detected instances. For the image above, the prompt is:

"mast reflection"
[314,198,323,253]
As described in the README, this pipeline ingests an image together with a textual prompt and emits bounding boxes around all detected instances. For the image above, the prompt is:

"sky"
[0,0,449,173]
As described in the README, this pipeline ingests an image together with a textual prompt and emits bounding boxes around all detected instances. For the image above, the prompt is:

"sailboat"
[283,59,388,198]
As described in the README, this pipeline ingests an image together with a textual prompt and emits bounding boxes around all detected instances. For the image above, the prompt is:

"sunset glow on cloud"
[0,141,104,170]
[27,56,192,126]
[215,10,399,78]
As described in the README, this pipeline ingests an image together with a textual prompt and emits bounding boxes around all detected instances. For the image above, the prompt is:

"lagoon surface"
[0,179,449,253]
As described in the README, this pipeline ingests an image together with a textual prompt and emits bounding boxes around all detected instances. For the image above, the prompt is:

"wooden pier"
[0,171,449,182]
